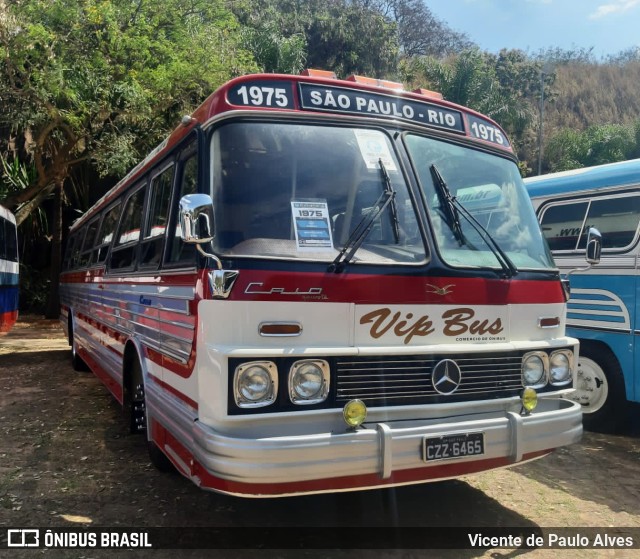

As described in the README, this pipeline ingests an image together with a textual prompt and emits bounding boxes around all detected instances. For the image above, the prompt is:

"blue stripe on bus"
[568,303,622,312]
[569,293,617,302]
[567,312,625,323]
[0,286,19,312]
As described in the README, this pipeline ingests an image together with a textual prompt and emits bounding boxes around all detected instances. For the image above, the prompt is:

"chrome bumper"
[188,398,582,486]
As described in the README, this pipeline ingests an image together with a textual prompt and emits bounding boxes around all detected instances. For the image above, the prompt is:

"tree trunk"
[45,181,63,319]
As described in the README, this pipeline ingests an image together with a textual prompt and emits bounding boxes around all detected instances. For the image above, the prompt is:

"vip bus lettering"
[442,308,504,337]
[359,308,435,344]
[360,307,504,344]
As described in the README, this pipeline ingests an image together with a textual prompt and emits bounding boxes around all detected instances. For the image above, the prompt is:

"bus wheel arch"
[572,341,627,432]
[122,342,175,473]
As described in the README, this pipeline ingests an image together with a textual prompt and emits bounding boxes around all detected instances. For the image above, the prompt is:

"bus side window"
[167,153,198,265]
[71,227,86,269]
[577,195,640,250]
[94,201,122,265]
[110,185,146,271]
[78,217,101,268]
[140,164,174,268]
[62,233,75,271]
[539,201,589,251]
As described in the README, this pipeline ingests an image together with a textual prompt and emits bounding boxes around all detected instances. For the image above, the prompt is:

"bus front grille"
[335,352,525,406]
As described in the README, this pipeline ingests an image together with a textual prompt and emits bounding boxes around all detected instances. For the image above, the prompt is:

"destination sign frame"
[225,79,512,150]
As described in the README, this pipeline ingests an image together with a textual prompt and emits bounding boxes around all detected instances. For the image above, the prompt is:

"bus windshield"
[405,134,555,271]
[210,122,426,265]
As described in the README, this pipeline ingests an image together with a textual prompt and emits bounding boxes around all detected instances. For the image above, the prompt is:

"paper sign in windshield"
[291,200,334,251]
[354,130,397,171]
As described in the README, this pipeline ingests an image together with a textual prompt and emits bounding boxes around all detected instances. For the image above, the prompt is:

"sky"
[428,0,640,58]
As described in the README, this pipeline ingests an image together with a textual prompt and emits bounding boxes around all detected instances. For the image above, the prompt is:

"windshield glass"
[405,134,554,270]
[210,122,426,264]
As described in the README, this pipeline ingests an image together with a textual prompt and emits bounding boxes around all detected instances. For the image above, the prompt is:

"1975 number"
[235,85,289,107]
[470,121,505,145]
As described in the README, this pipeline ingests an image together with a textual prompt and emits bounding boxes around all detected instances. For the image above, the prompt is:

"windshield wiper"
[430,164,518,278]
[328,159,398,273]
[430,164,465,245]
[379,159,401,244]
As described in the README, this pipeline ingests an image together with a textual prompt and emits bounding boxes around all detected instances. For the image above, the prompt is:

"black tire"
[126,357,176,473]
[569,344,628,433]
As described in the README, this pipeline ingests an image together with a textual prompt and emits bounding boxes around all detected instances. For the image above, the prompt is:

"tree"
[402,50,536,153]
[367,0,474,57]
[232,0,399,78]
[0,0,255,316]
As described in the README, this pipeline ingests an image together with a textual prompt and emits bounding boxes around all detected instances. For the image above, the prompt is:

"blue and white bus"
[0,205,19,334]
[526,159,640,431]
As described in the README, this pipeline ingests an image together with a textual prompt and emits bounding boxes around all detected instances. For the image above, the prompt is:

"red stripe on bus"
[79,346,123,404]
[233,271,565,305]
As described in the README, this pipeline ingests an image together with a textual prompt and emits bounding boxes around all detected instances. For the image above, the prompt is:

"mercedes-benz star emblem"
[432,359,462,395]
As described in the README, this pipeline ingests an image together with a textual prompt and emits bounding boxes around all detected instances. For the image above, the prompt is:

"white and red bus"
[60,70,582,497]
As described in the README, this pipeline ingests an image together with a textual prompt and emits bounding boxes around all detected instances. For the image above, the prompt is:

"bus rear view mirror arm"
[179,193,239,298]
[179,194,222,269]
[585,227,602,265]
[567,227,602,277]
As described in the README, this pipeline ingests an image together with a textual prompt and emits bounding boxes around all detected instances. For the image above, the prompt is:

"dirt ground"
[1,317,640,559]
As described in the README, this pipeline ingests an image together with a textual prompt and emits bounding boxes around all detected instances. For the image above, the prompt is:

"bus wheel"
[127,358,175,473]
[570,346,627,433]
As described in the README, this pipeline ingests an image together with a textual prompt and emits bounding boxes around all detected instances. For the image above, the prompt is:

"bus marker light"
[259,322,302,337]
[538,317,560,329]
[521,388,538,413]
[345,74,404,90]
[300,69,337,79]
[412,88,444,100]
[343,399,367,428]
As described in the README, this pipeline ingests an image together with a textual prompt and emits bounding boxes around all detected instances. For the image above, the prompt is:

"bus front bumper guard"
[188,399,582,487]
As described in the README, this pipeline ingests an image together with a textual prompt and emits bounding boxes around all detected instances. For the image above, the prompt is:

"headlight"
[234,361,278,408]
[288,360,330,405]
[550,350,573,385]
[522,352,548,388]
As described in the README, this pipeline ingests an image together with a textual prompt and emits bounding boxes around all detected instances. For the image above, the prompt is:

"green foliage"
[232,0,400,78]
[0,0,256,209]
[545,122,638,172]
[402,50,537,154]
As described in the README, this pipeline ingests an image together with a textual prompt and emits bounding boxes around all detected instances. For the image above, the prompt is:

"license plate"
[423,432,485,462]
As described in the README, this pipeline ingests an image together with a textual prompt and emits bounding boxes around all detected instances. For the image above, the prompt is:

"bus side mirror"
[585,227,602,265]
[179,194,215,244]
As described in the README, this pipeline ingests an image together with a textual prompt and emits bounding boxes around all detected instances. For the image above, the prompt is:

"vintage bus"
[0,205,19,334]
[526,158,640,431]
[60,70,583,497]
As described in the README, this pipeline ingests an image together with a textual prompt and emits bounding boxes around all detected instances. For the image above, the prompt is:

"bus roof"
[525,158,640,199]
[72,71,513,230]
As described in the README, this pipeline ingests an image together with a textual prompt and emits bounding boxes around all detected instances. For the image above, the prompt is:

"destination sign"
[226,79,511,149]
[299,83,464,134]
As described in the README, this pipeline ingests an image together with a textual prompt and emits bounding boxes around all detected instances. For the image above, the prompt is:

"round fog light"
[343,399,367,428]
[522,387,538,413]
